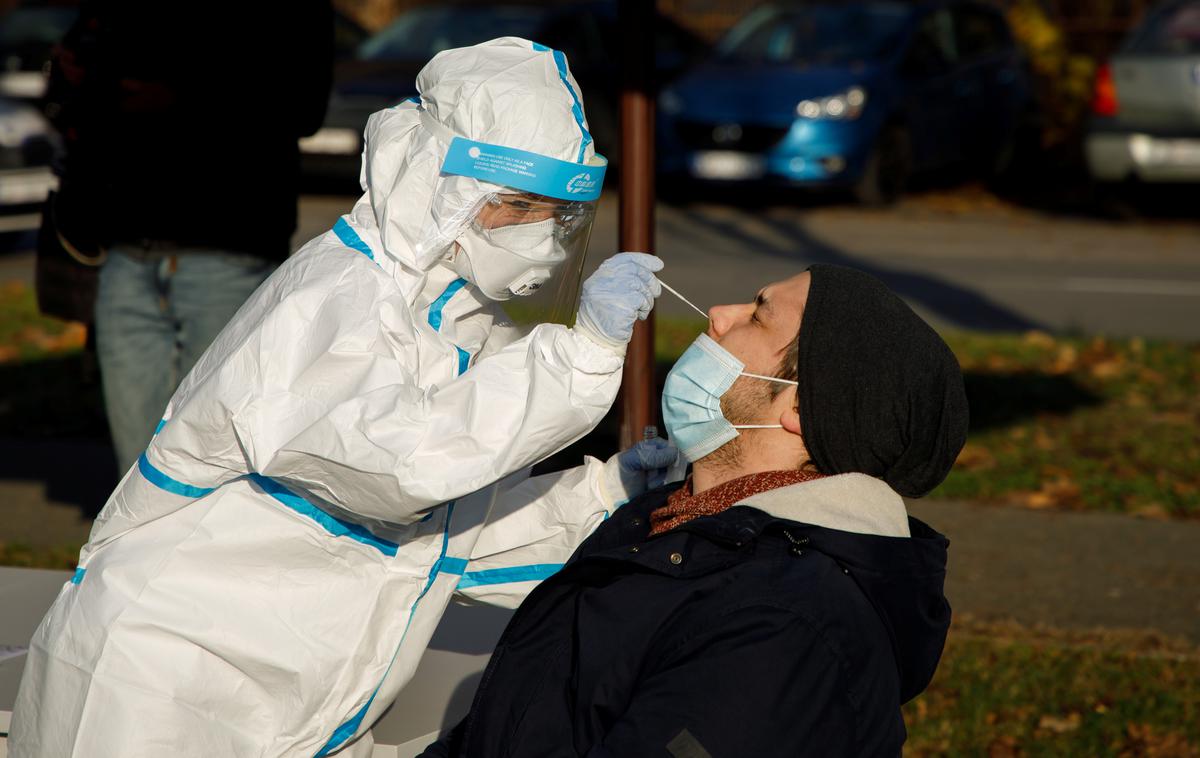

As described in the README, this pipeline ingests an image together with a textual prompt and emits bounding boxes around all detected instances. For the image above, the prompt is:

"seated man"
[421,264,969,757]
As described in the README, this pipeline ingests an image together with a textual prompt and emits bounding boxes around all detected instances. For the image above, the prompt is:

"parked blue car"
[657,1,1034,203]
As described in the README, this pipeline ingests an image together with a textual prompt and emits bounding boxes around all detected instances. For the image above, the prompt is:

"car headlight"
[658,89,684,115]
[796,87,867,121]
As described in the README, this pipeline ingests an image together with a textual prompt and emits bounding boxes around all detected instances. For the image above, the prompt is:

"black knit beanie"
[798,264,968,498]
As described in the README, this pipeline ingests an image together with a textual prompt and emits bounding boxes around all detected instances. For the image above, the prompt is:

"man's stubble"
[700,376,774,473]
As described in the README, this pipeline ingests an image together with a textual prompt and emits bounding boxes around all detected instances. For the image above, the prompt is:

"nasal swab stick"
[657,280,709,320]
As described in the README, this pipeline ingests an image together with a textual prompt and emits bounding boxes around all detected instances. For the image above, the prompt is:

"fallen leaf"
[1038,712,1082,733]
[988,735,1021,758]
[1121,722,1196,758]
[1172,482,1198,498]
[987,354,1012,371]
[1138,368,1166,385]
[1023,330,1056,350]
[1125,391,1150,409]
[1050,344,1078,374]
[1090,359,1124,379]
[1018,491,1056,509]
[1033,428,1056,451]
[956,443,996,471]
[1131,503,1170,521]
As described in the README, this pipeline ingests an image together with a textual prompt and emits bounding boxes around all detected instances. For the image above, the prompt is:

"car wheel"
[853,125,910,206]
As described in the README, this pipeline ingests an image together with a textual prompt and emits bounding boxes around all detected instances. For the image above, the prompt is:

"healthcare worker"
[10,38,673,757]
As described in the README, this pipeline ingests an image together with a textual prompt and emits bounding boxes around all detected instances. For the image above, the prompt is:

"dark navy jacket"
[420,481,950,757]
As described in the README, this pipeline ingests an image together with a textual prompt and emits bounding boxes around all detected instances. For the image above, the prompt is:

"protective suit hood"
[359,37,600,273]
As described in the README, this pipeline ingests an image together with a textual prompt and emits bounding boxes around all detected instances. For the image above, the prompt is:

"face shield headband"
[441,137,607,202]
[419,107,607,202]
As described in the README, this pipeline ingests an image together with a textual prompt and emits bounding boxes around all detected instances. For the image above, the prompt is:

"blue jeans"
[95,247,275,473]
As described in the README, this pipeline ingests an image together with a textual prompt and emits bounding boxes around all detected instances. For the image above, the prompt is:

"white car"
[0,97,59,212]
[1086,0,1200,183]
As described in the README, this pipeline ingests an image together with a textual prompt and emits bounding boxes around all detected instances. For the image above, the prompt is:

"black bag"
[33,189,107,324]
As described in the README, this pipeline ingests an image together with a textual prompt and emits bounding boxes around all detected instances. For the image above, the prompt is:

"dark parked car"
[301,0,708,186]
[657,1,1034,204]
[1086,0,1200,184]
[0,3,74,213]
[0,2,77,103]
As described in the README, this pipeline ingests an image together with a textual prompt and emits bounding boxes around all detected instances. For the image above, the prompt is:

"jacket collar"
[735,473,910,538]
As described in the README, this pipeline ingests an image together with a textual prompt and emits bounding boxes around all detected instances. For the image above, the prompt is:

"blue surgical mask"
[662,333,798,462]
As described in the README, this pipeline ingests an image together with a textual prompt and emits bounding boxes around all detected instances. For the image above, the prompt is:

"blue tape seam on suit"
[333,218,375,262]
[137,454,215,499]
[316,504,464,756]
[457,563,563,589]
[427,278,468,331]
[137,455,400,556]
[249,475,401,557]
[427,278,473,376]
[532,41,593,163]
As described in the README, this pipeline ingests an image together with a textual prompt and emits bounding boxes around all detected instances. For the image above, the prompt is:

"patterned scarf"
[649,469,826,536]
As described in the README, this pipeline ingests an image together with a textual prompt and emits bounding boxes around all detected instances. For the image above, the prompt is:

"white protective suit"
[11,39,645,757]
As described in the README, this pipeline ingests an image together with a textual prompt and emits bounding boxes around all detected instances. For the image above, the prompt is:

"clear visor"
[453,191,597,326]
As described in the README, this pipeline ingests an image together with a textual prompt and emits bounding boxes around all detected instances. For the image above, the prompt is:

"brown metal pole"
[617,0,656,449]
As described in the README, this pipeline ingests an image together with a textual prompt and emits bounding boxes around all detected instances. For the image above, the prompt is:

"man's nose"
[708,303,749,338]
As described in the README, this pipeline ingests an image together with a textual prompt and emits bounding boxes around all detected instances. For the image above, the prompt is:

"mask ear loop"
[735,370,798,429]
[741,372,797,385]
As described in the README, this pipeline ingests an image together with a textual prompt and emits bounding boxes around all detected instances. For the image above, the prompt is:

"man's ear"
[779,389,802,436]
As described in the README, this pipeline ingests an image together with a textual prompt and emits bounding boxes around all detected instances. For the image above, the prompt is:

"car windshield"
[357,6,544,61]
[1129,1,1200,54]
[716,3,911,65]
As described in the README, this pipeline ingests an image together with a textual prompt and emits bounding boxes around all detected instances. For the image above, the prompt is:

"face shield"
[413,106,606,326]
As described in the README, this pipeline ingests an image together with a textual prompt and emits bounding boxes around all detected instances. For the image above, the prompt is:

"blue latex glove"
[603,437,680,506]
[576,252,664,349]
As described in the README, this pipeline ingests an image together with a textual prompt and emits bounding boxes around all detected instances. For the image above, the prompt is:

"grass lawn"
[0,284,1196,523]
[0,289,1196,519]
[904,617,1200,757]
[0,542,80,570]
[0,281,86,364]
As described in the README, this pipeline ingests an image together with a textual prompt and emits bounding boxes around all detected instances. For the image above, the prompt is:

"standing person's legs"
[168,250,275,392]
[94,249,176,475]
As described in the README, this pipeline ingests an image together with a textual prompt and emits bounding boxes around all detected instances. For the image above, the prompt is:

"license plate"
[690,151,765,180]
[1136,135,1200,166]
[299,128,360,155]
[1161,139,1200,165]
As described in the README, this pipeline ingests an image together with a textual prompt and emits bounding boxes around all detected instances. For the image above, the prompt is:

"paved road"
[909,499,1200,644]
[289,192,1200,340]
[9,193,1197,338]
[5,193,1200,341]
